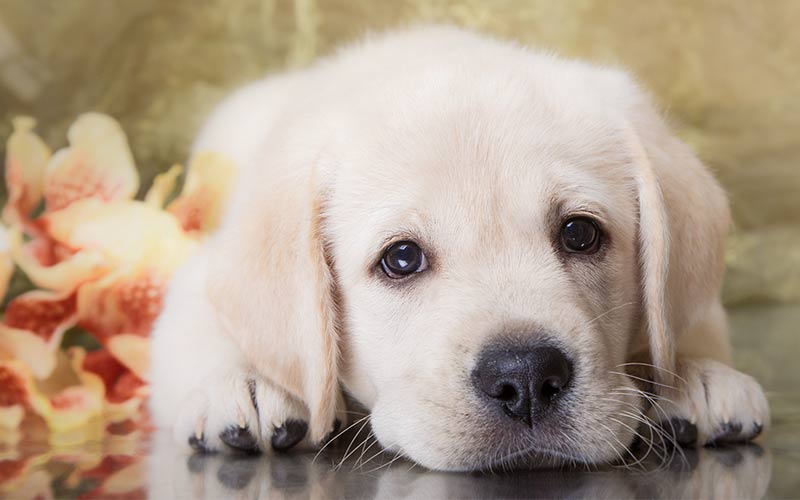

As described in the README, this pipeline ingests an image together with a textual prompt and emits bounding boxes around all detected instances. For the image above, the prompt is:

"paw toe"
[271,419,308,452]
[710,421,746,444]
[219,426,261,453]
[662,417,698,446]
[188,433,209,452]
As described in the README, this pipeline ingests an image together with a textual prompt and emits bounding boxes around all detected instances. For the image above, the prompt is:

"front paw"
[655,358,769,446]
[174,366,323,454]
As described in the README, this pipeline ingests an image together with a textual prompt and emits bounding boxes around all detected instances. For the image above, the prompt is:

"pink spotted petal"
[2,117,50,234]
[167,152,236,233]
[43,113,138,212]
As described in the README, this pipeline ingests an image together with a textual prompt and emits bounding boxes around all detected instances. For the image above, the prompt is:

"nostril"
[473,342,573,425]
[496,383,518,402]
[539,375,566,402]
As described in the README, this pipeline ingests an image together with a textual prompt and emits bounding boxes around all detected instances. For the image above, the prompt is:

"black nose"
[472,343,572,427]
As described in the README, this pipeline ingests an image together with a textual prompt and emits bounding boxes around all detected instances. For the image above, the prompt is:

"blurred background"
[1,0,798,304]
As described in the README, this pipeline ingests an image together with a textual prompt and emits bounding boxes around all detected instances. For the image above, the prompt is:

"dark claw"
[750,422,764,439]
[219,426,260,453]
[662,418,698,446]
[271,419,308,452]
[710,421,744,445]
[189,433,208,452]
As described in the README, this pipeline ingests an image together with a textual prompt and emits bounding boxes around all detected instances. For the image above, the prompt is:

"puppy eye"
[560,217,601,254]
[380,241,428,279]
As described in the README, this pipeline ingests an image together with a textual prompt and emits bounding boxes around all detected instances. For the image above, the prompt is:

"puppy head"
[207,32,729,470]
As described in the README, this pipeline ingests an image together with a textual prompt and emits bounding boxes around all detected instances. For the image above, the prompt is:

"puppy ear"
[619,83,730,387]
[206,161,339,442]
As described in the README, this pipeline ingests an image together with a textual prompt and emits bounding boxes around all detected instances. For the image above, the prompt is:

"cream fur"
[149,25,769,471]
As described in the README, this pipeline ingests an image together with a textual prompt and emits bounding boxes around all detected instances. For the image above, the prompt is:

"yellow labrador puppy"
[149,26,769,471]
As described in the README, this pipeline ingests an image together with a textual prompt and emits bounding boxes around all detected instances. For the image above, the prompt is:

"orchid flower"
[0,113,234,432]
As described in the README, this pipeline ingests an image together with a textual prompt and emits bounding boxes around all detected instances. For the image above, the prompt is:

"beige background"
[1,0,798,305]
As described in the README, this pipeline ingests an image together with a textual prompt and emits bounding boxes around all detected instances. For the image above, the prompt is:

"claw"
[188,433,208,452]
[710,421,744,445]
[271,419,308,452]
[220,425,260,453]
[662,417,698,446]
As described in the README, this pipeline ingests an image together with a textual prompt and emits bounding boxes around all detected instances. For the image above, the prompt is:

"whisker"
[585,301,637,327]
[615,362,687,384]
[608,414,664,465]
[336,416,373,470]
[607,388,689,469]
[353,434,380,471]
[485,440,583,470]
[602,389,672,461]
[608,370,680,392]
[641,396,689,469]
[363,449,406,474]
[312,414,371,464]
[609,387,680,409]
[357,444,387,471]
[594,419,645,471]
[618,409,683,470]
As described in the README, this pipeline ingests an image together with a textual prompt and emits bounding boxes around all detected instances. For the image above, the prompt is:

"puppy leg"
[650,301,770,446]
[149,245,311,453]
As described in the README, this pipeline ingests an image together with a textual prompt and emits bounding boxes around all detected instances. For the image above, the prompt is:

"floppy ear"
[205,158,340,443]
[618,82,731,387]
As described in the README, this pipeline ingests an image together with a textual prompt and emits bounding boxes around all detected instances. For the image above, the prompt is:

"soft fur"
[149,26,769,471]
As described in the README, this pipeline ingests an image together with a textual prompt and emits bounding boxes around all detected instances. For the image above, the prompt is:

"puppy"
[149,26,769,471]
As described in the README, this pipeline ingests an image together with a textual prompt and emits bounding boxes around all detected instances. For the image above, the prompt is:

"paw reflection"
[168,438,771,499]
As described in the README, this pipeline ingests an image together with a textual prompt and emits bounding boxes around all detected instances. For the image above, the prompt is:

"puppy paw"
[174,365,314,454]
[653,358,769,446]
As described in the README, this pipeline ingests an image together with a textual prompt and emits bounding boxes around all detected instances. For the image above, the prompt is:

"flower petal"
[0,457,39,495]
[0,405,24,430]
[78,455,145,498]
[94,460,145,497]
[9,228,107,292]
[32,385,104,432]
[40,199,194,340]
[0,360,101,432]
[106,335,149,382]
[43,113,138,212]
[0,224,13,303]
[2,290,77,342]
[167,151,237,233]
[0,291,78,379]
[144,164,182,209]
[0,327,58,381]
[77,268,168,340]
[43,199,195,269]
[72,349,148,423]
[2,117,50,233]
[0,362,34,427]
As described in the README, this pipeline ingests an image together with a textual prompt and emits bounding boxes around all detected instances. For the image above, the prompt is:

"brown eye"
[380,241,428,278]
[561,217,601,254]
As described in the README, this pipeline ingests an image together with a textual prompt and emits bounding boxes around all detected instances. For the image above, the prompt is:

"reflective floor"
[2,306,798,499]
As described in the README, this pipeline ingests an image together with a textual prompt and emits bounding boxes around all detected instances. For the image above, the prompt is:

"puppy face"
[324,76,645,469]
[207,28,729,471]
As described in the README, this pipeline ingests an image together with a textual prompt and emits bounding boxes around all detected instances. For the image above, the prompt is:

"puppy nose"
[472,344,572,427]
